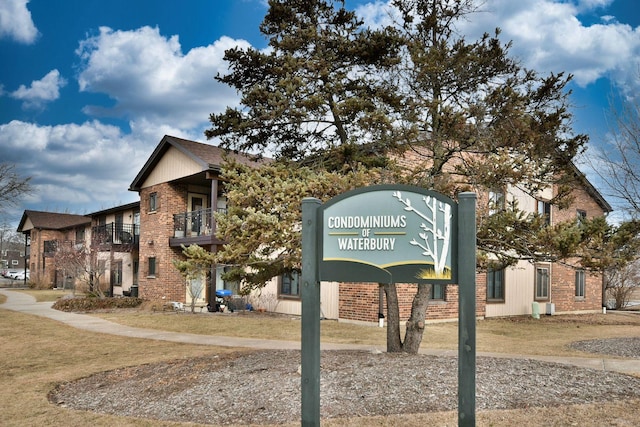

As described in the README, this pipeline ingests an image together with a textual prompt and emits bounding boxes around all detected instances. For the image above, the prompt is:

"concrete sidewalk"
[2,288,640,375]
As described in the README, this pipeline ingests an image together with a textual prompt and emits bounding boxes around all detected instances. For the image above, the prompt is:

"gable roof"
[89,201,140,217]
[129,135,265,192]
[17,210,91,233]
[569,163,612,213]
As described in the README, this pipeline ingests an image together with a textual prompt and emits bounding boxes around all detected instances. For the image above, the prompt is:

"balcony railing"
[43,240,85,256]
[173,207,226,238]
[92,223,140,246]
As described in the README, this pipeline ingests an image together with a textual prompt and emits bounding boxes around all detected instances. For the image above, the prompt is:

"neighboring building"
[16,203,140,295]
[17,211,91,286]
[1,248,26,271]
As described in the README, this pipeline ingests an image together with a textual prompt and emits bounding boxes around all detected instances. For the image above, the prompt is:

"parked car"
[3,269,20,278]
[11,271,30,281]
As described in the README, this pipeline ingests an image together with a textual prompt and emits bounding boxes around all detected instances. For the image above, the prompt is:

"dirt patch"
[50,348,640,425]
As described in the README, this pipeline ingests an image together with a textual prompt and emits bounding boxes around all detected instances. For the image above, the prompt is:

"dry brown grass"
[94,308,640,358]
[3,290,640,426]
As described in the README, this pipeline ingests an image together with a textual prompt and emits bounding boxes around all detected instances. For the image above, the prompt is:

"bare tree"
[0,163,32,213]
[173,244,216,313]
[589,90,640,217]
[53,241,107,296]
[605,260,640,309]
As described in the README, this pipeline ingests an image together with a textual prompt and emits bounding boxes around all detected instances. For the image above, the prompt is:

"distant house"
[17,203,140,295]
[17,211,91,287]
[1,248,26,271]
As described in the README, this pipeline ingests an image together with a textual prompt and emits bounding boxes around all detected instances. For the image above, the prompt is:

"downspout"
[23,232,28,286]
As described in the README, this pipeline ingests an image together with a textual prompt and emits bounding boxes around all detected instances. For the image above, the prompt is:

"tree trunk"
[402,283,431,354]
[383,283,403,352]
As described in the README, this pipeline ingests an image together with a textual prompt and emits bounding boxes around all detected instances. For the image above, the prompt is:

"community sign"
[319,185,458,284]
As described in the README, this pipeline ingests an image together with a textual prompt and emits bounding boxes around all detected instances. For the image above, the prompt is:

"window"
[11,260,18,265]
[279,271,300,298]
[537,200,551,225]
[223,266,240,295]
[488,190,505,215]
[576,210,587,223]
[44,240,58,253]
[575,269,586,298]
[75,228,85,243]
[111,261,122,287]
[535,266,550,300]
[487,268,505,301]
[148,257,157,277]
[149,192,159,212]
[430,284,445,300]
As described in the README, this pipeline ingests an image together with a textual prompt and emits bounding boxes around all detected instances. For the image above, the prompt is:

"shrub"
[52,297,144,312]
[28,277,54,290]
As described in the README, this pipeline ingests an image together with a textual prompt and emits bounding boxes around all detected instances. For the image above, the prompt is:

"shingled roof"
[17,210,91,233]
[129,135,266,192]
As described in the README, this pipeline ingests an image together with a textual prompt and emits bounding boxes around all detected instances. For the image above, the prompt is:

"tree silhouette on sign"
[394,191,452,279]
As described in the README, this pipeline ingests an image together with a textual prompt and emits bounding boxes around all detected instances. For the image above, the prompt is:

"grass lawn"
[2,289,640,426]
[93,305,640,358]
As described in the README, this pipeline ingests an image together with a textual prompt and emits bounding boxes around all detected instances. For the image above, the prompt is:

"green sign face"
[319,185,458,284]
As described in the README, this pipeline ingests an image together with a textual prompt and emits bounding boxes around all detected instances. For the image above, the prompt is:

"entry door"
[188,194,208,235]
[187,274,207,304]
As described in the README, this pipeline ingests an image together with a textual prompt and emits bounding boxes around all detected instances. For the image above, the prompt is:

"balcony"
[92,223,139,251]
[43,240,86,257]
[170,207,226,247]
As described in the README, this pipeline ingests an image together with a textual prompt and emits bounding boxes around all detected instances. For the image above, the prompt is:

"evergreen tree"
[207,0,611,353]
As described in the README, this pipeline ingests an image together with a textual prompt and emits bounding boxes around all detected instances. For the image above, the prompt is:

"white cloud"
[10,69,67,109]
[0,120,148,216]
[359,0,640,105]
[0,0,38,44]
[75,26,250,129]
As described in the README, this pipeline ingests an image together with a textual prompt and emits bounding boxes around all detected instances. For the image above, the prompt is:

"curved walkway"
[2,289,640,375]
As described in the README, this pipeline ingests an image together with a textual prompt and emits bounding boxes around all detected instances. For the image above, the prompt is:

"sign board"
[300,187,476,427]
[319,185,457,284]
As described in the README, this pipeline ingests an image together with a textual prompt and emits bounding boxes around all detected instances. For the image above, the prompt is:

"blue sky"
[1,0,639,227]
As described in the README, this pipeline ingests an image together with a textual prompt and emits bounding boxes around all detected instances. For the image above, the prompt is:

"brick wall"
[550,262,602,312]
[549,180,606,312]
[29,228,65,285]
[138,182,189,302]
[339,279,486,323]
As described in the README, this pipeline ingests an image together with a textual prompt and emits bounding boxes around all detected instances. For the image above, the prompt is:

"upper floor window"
[576,210,587,223]
[537,200,551,225]
[487,268,505,302]
[488,190,505,215]
[149,192,159,212]
[279,271,300,298]
[44,240,58,253]
[75,228,85,243]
